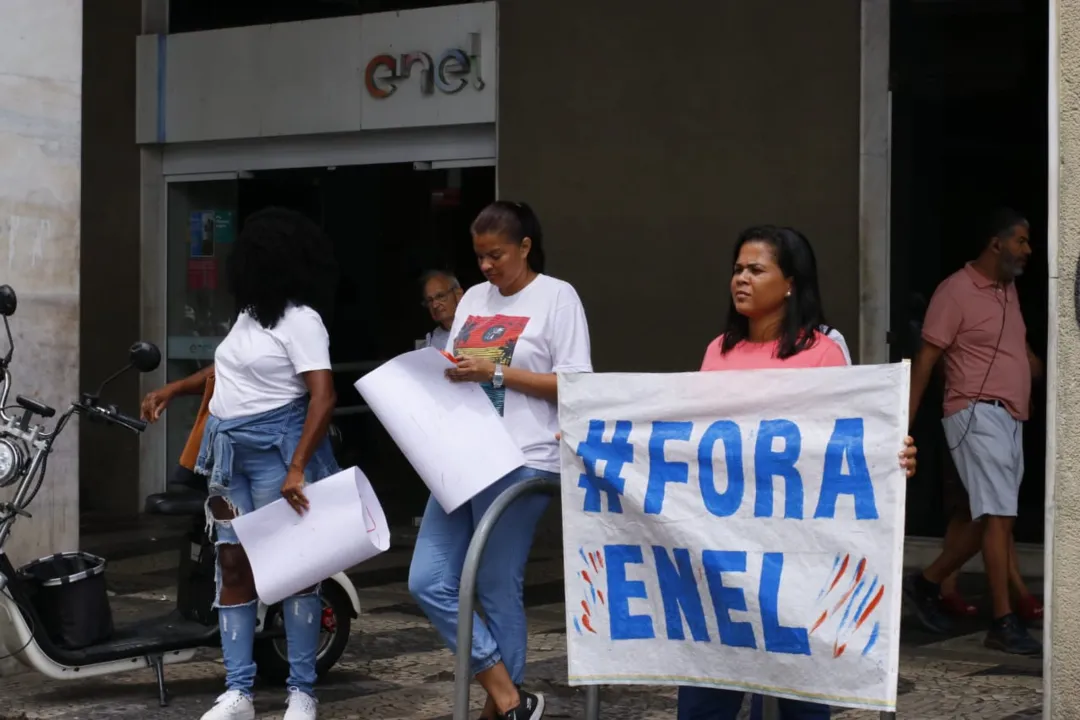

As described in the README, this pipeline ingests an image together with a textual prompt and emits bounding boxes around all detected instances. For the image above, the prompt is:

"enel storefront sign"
[364,48,485,99]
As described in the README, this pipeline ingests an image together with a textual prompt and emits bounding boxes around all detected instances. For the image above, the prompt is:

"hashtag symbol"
[576,419,633,514]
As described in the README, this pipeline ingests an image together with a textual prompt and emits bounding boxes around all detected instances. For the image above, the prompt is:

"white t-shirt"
[425,326,451,352]
[209,305,332,420]
[448,274,592,473]
[822,326,853,365]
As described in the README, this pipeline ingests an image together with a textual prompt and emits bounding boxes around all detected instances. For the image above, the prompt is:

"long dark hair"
[470,201,546,273]
[228,207,338,329]
[789,226,836,335]
[720,225,826,359]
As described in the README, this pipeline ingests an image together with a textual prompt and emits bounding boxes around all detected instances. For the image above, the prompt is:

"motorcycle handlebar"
[112,410,148,433]
[87,403,147,433]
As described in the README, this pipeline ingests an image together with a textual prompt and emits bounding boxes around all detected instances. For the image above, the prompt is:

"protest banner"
[559,363,909,712]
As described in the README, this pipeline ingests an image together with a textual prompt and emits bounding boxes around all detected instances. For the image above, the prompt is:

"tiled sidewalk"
[0,542,1044,719]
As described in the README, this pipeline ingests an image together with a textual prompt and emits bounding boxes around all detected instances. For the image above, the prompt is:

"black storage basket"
[18,551,114,649]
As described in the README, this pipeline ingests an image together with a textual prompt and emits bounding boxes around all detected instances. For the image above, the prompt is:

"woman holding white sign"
[677,225,918,720]
[191,208,340,720]
[408,201,592,720]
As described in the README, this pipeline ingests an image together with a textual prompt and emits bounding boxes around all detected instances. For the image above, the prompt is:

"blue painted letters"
[644,422,693,514]
[577,419,633,514]
[759,552,811,654]
[698,420,745,517]
[754,419,804,519]
[701,550,757,649]
[604,544,655,640]
[576,417,878,521]
[653,546,710,642]
[815,418,879,520]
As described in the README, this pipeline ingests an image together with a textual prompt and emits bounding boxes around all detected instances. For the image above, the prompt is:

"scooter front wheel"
[253,583,353,685]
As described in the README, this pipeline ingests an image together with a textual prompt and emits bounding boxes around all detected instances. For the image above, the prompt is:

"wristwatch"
[492,363,505,389]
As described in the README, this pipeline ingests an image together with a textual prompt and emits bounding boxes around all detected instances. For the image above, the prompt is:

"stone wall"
[1048,1,1080,715]
[0,0,82,566]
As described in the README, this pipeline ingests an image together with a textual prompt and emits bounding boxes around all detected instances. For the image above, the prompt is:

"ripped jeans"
[211,441,323,697]
[196,398,338,699]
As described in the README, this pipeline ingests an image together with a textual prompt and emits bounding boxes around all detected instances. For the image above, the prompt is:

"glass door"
[164,176,239,470]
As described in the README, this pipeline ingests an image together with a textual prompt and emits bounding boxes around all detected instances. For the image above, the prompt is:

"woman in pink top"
[680,226,918,720]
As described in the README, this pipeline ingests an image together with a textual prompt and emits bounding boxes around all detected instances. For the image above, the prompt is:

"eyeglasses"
[422,289,457,308]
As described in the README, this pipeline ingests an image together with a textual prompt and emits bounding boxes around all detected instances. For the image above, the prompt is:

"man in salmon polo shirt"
[902,208,1040,655]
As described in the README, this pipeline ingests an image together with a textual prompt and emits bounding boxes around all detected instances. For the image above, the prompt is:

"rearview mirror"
[129,342,161,373]
[0,286,17,317]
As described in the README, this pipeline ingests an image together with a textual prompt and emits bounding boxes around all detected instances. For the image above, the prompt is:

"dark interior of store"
[890,0,1047,542]
[215,163,494,526]
[168,0,478,34]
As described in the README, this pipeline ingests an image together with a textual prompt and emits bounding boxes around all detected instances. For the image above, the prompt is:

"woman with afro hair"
[147,207,340,720]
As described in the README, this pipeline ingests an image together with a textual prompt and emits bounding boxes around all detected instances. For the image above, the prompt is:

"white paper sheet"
[354,347,526,513]
[232,466,391,605]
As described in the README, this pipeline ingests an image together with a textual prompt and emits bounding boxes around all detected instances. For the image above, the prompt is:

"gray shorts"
[942,401,1024,519]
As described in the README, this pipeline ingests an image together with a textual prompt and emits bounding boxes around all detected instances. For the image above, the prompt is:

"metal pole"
[453,477,561,720]
[585,685,600,719]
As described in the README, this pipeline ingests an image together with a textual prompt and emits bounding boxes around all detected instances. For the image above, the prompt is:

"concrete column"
[858,0,890,366]
[1048,2,1080,716]
[138,0,169,506]
[80,0,143,517]
[0,0,82,565]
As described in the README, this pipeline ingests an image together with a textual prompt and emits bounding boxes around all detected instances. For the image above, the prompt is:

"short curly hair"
[227,207,337,329]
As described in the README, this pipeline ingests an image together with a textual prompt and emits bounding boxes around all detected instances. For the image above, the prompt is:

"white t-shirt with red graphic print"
[448,274,592,474]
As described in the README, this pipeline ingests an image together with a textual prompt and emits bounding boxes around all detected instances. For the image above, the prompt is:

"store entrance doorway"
[163,162,495,527]
[889,0,1048,546]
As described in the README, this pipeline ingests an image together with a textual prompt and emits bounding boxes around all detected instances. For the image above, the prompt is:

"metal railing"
[451,477,897,720]
[451,477,604,720]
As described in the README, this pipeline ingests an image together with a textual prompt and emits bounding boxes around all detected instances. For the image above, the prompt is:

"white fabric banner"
[558,363,909,712]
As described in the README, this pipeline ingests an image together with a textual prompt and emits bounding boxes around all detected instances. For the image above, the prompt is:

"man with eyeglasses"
[420,270,464,352]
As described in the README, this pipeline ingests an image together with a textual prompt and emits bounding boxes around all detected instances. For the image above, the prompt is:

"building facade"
[3,0,1080,713]
[124,0,888,549]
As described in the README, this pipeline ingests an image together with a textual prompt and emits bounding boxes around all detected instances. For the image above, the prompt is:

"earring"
[785,290,791,297]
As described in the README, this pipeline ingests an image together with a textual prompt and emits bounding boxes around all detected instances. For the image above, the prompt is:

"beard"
[1000,253,1025,279]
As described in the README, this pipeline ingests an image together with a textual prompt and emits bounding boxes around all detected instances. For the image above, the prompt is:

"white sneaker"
[283,688,318,720]
[200,690,256,720]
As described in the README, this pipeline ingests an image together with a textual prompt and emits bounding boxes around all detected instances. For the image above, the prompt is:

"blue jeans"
[200,401,338,699]
[408,466,554,682]
[678,687,831,720]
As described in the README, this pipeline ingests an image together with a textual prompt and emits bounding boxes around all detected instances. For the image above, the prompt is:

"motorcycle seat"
[145,490,206,517]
